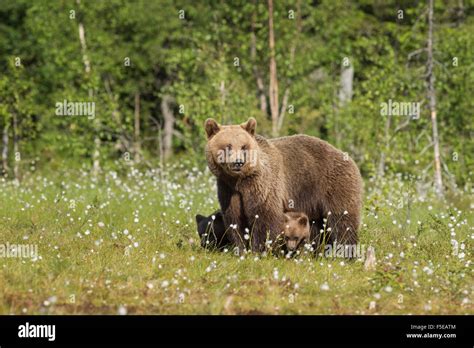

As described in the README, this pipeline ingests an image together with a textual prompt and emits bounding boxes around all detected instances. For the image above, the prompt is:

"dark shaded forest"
[1,0,473,194]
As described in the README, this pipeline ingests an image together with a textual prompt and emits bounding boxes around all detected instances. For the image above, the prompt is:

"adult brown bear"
[204,117,363,253]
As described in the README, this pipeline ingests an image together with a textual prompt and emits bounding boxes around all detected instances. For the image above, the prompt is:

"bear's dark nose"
[231,160,244,171]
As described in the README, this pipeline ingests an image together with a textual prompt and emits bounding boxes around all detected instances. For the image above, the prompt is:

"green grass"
[0,163,472,314]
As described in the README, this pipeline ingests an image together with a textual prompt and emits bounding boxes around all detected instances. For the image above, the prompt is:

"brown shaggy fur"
[204,117,363,252]
[281,212,311,252]
[195,211,231,249]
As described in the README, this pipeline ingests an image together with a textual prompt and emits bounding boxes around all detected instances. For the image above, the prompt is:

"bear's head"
[195,211,228,249]
[282,212,310,251]
[204,117,259,178]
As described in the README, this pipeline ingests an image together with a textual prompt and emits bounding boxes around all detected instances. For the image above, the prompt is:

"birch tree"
[76,0,101,177]
[268,0,280,137]
[426,0,444,197]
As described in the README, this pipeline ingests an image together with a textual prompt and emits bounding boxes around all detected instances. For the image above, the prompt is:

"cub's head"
[282,212,310,252]
[195,211,227,249]
[204,118,259,178]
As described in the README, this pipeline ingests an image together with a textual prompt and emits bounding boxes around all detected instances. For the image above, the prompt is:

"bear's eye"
[241,145,247,151]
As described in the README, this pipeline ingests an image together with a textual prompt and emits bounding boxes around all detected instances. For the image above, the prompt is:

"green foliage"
[0,0,472,187]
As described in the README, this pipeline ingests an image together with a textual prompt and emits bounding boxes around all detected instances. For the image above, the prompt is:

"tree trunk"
[338,64,354,106]
[277,88,290,131]
[77,0,100,177]
[457,0,465,21]
[276,0,301,134]
[219,80,226,124]
[335,63,354,147]
[250,3,267,115]
[12,112,19,181]
[92,135,100,176]
[2,121,9,175]
[427,0,443,197]
[268,0,280,137]
[378,112,392,177]
[133,92,142,163]
[77,20,91,75]
[161,95,174,160]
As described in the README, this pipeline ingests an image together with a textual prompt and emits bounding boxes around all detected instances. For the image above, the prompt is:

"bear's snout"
[231,159,245,171]
[286,239,298,251]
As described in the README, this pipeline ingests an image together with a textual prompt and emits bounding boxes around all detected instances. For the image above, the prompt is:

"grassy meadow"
[0,161,472,315]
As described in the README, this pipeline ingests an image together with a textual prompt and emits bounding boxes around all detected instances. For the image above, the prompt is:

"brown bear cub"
[196,210,310,254]
[281,212,311,253]
[195,211,231,250]
[204,117,363,253]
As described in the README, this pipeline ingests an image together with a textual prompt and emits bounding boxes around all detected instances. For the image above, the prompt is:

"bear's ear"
[240,117,257,136]
[282,199,293,213]
[298,215,308,226]
[205,118,221,139]
[195,214,205,224]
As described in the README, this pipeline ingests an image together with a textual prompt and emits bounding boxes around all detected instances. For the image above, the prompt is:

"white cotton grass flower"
[273,268,279,280]
[423,266,433,275]
[244,234,250,240]
[43,296,58,307]
[343,210,348,215]
[320,283,330,291]
[211,215,216,221]
[98,222,105,228]
[118,306,127,315]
